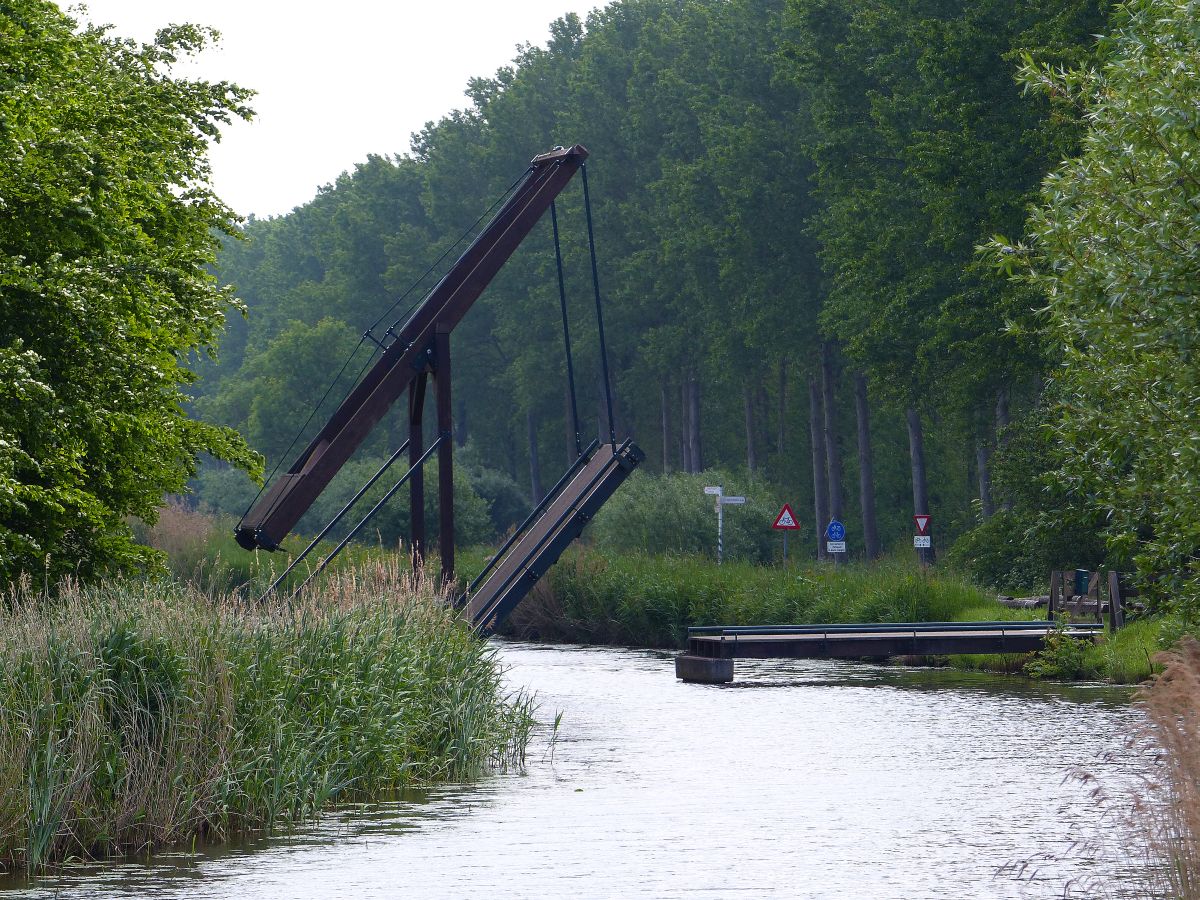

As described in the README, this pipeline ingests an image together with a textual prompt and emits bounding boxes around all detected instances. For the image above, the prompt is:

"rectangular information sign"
[914,535,931,548]
[826,540,846,553]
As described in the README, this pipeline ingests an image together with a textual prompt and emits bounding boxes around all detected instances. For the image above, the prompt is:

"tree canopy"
[995,0,1200,615]
[0,1,259,582]
[19,0,1196,612]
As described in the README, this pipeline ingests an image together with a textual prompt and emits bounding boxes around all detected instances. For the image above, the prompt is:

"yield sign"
[772,503,801,530]
[913,514,932,536]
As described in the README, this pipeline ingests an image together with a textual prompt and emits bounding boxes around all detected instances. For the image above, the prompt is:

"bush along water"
[500,546,1165,683]
[505,547,1005,647]
[0,561,533,874]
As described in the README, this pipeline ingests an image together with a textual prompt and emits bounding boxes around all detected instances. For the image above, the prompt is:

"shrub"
[1023,617,1093,680]
[587,469,775,562]
[506,547,1003,647]
[946,508,1107,591]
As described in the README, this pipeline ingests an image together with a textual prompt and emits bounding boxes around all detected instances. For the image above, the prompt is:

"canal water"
[3,641,1149,899]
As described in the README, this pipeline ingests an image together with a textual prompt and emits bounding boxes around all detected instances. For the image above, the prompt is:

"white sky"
[61,1,603,218]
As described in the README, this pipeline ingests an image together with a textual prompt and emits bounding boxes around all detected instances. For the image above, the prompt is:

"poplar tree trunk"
[995,387,1011,441]
[821,343,844,562]
[995,387,1012,512]
[777,360,788,455]
[454,395,467,447]
[976,440,995,520]
[687,374,703,472]
[504,432,518,482]
[661,381,671,474]
[565,384,578,464]
[744,386,757,473]
[854,373,881,560]
[906,407,933,564]
[681,381,691,475]
[527,410,544,505]
[809,377,830,561]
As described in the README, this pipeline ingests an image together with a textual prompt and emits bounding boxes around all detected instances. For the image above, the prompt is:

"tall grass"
[501,547,1163,682]
[0,560,533,874]
[506,547,1010,647]
[136,501,411,593]
[1130,638,1200,898]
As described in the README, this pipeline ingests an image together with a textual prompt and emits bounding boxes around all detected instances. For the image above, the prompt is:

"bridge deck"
[462,439,643,636]
[677,621,1104,682]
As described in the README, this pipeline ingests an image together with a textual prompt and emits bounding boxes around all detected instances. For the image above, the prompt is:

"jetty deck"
[676,621,1104,683]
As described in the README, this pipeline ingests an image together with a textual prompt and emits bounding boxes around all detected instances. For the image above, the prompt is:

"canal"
[2,641,1149,898]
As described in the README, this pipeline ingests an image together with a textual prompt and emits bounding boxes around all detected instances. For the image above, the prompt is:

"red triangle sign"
[913,514,931,536]
[773,503,801,530]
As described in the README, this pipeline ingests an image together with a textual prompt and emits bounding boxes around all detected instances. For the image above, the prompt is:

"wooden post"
[435,325,454,585]
[409,373,428,566]
[1048,570,1060,619]
[1088,571,1102,624]
[1107,570,1126,632]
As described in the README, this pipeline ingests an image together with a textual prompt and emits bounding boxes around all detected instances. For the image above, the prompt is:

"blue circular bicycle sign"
[825,520,846,541]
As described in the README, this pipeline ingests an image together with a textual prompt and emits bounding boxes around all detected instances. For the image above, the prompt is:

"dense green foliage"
[509,547,1004,647]
[192,0,1130,595]
[993,0,1200,617]
[11,0,1197,621]
[0,2,259,583]
[194,0,896,547]
[0,567,533,873]
[588,469,777,562]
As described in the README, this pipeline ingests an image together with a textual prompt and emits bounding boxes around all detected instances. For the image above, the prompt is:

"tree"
[994,0,1200,615]
[0,3,259,582]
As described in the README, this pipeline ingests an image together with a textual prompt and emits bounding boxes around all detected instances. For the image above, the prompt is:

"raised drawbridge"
[235,145,642,634]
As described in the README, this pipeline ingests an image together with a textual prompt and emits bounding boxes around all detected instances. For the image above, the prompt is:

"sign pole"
[707,486,747,565]
[913,514,933,567]
[717,497,724,565]
[772,503,801,564]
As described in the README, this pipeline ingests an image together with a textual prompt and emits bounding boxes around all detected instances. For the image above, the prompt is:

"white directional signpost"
[705,486,745,565]
[772,503,801,561]
[825,519,847,557]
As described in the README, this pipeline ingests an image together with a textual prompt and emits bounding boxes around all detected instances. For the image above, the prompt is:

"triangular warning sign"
[773,503,801,530]
[913,514,932,536]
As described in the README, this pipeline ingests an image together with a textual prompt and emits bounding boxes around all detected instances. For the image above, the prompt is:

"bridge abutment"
[675,654,734,684]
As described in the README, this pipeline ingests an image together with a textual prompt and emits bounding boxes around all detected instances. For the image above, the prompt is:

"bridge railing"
[687,621,1105,637]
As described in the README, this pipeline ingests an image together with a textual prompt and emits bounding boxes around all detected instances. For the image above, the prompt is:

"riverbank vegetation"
[142,502,1165,684]
[498,546,1161,683]
[1133,639,1200,898]
[0,562,534,875]
[0,1,260,585]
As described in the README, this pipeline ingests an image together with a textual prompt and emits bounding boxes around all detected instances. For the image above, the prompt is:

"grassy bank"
[500,547,1163,682]
[137,506,1165,683]
[0,562,533,875]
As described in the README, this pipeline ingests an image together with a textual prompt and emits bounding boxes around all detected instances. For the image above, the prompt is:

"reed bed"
[1129,638,1200,898]
[0,560,534,874]
[135,500,400,593]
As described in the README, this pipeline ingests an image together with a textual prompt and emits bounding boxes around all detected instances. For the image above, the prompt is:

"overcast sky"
[61,1,602,217]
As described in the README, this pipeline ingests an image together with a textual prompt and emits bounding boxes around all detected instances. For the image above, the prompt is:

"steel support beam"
[435,325,454,584]
[237,145,589,551]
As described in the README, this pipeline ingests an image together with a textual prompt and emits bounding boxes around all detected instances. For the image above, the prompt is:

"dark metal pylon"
[240,146,638,615]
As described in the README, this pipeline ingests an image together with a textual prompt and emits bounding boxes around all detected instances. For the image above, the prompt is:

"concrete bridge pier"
[675,654,734,684]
